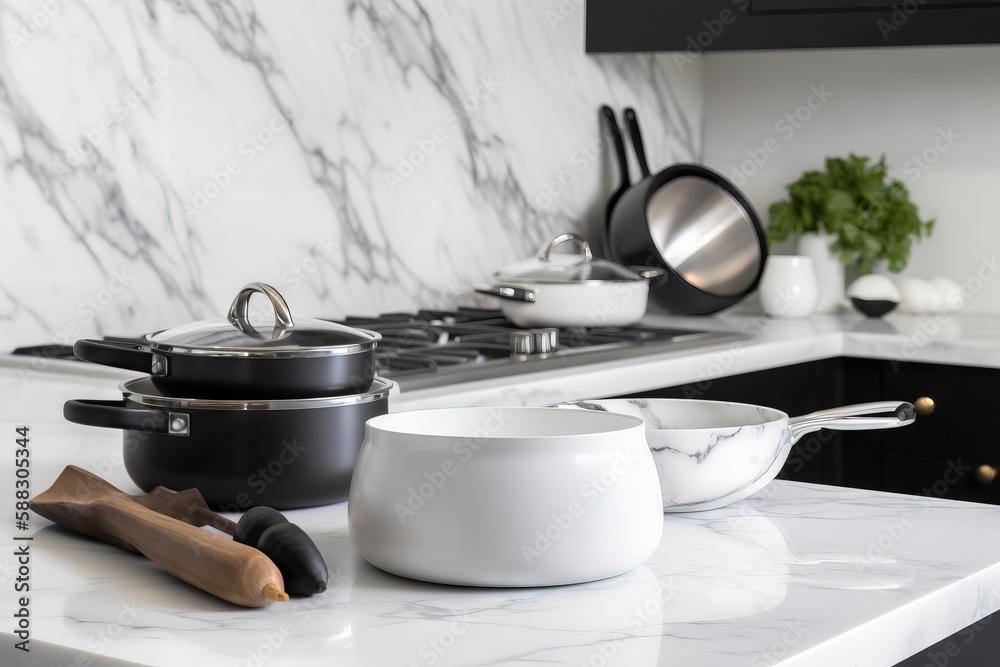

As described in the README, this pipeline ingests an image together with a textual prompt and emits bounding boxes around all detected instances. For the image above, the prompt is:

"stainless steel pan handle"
[788,401,916,442]
[474,283,537,303]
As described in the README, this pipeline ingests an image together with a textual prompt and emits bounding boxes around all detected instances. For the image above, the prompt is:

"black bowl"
[851,297,898,318]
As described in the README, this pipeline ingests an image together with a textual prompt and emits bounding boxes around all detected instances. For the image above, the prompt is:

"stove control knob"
[532,328,559,355]
[510,329,560,357]
[511,331,535,356]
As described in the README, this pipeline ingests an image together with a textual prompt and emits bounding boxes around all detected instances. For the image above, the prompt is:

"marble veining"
[0,0,702,349]
[557,398,794,511]
[5,359,1000,665]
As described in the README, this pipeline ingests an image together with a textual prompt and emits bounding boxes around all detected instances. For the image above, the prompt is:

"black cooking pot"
[63,377,392,510]
[74,282,380,399]
[602,107,767,315]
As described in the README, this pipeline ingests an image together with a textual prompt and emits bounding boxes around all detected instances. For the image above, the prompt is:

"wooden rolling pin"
[31,466,287,608]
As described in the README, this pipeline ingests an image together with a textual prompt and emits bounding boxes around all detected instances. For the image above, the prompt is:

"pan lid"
[146,283,379,357]
[496,233,661,284]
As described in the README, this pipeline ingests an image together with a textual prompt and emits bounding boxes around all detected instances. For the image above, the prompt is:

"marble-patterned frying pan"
[558,399,916,512]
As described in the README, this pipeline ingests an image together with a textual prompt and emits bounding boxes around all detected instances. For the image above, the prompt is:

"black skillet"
[603,106,767,315]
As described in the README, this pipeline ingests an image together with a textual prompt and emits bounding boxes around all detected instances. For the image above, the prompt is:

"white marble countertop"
[5,310,1000,666]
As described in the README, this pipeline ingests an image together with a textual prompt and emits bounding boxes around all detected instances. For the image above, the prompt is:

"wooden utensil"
[31,466,287,607]
[41,467,330,597]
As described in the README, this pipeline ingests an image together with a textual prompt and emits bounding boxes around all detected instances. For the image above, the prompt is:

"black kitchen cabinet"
[615,357,1000,502]
[893,608,1000,667]
[586,0,1000,53]
[878,360,1000,503]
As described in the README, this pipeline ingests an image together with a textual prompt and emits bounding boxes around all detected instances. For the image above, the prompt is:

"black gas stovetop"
[12,308,745,391]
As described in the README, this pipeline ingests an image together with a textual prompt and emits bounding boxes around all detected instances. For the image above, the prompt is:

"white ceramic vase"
[758,255,818,318]
[797,231,845,314]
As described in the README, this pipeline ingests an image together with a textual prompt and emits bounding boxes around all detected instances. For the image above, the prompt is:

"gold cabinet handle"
[914,397,935,418]
[975,465,998,486]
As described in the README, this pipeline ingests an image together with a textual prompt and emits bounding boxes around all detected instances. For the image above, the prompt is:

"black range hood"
[586,0,1000,53]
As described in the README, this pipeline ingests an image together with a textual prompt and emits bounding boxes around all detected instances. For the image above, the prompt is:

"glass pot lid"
[495,233,660,284]
[146,283,379,357]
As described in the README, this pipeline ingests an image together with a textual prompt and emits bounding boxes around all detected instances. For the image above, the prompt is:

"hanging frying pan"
[602,106,767,315]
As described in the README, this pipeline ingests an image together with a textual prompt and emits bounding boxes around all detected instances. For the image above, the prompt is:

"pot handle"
[474,283,537,303]
[788,401,915,442]
[63,400,190,436]
[228,282,295,337]
[73,339,162,375]
[538,233,593,263]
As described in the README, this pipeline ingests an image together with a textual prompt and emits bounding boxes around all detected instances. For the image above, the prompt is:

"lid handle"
[227,283,295,337]
[537,233,593,263]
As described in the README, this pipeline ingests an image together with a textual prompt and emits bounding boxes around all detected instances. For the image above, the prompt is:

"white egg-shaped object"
[930,276,964,312]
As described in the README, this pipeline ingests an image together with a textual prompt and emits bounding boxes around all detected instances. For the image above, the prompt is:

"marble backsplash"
[0,0,701,349]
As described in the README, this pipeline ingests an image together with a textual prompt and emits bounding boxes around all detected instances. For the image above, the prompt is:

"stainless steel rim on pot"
[62,377,393,510]
[601,106,767,315]
[475,233,665,328]
[73,282,381,398]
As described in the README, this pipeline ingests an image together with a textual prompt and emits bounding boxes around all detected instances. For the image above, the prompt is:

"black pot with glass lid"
[73,282,380,398]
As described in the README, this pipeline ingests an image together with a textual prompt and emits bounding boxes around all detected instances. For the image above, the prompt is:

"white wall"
[702,46,1000,313]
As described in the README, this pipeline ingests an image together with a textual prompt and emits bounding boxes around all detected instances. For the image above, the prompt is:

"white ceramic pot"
[348,407,664,587]
[797,232,845,313]
[758,255,818,318]
[477,233,662,328]
[559,399,915,512]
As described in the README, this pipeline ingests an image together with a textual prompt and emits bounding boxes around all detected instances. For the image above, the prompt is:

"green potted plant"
[767,153,934,313]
